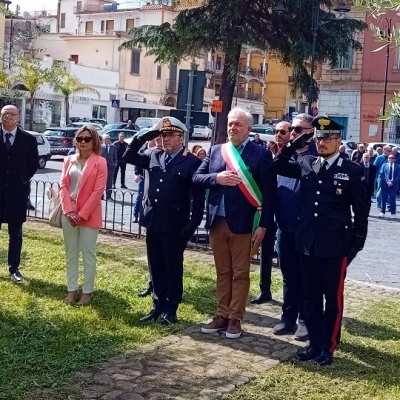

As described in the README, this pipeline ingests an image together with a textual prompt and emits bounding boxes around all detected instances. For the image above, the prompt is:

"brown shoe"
[64,290,78,305]
[201,315,229,334]
[226,318,242,339]
[77,293,93,306]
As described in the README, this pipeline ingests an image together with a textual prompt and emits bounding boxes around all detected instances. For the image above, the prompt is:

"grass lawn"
[0,225,281,399]
[223,300,400,400]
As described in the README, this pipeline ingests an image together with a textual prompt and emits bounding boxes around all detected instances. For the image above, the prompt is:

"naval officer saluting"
[273,116,369,366]
[123,117,205,325]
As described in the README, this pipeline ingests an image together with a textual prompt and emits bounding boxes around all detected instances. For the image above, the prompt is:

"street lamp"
[273,1,351,116]
[379,17,392,142]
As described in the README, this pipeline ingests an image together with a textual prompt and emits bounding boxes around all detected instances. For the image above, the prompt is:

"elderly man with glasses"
[123,117,205,325]
[273,116,369,366]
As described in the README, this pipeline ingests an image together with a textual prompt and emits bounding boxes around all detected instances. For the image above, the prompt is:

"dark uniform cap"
[312,116,344,138]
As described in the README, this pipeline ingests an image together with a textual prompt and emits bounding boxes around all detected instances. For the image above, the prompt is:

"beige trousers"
[209,217,251,321]
[62,215,99,293]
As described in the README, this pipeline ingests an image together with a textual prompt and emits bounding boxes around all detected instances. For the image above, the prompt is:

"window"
[126,19,134,31]
[85,21,93,34]
[76,1,82,12]
[61,13,66,29]
[106,20,114,34]
[101,20,105,33]
[130,49,140,74]
[92,105,107,120]
[332,45,353,69]
[70,54,79,64]
[157,65,162,80]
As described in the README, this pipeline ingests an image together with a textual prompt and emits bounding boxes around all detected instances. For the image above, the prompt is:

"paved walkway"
[25,222,398,400]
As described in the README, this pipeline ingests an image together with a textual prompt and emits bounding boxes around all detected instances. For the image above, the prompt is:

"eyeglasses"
[1,112,19,116]
[289,126,313,134]
[161,132,183,138]
[313,137,340,143]
[274,129,289,135]
[76,136,93,143]
[388,157,395,159]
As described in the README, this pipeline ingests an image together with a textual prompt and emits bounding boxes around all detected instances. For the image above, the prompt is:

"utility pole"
[184,69,194,148]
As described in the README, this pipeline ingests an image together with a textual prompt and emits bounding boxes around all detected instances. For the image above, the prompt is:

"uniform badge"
[337,158,343,167]
[333,173,349,181]
[334,181,337,185]
[360,176,366,181]
[336,188,342,195]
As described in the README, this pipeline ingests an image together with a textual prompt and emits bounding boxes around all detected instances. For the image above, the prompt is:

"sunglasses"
[76,136,93,143]
[388,157,395,159]
[274,129,289,135]
[288,126,312,134]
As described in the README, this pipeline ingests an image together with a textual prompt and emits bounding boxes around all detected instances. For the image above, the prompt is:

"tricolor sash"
[221,142,263,255]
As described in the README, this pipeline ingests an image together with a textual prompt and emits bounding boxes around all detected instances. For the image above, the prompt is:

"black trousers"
[113,160,127,186]
[146,229,184,315]
[259,223,277,294]
[300,254,348,352]
[276,230,306,324]
[6,223,23,273]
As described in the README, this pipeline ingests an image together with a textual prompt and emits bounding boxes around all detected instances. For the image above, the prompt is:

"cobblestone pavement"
[26,221,400,400]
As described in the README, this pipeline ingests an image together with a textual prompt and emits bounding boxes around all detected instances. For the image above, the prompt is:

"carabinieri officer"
[123,117,205,325]
[273,116,369,366]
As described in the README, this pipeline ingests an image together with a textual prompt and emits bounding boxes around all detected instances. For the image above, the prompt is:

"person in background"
[351,143,366,164]
[112,132,128,189]
[0,105,38,283]
[374,145,391,211]
[376,147,383,156]
[392,146,400,165]
[195,147,207,160]
[367,147,376,165]
[252,133,265,147]
[339,145,349,159]
[101,134,117,200]
[379,154,400,218]
[191,144,202,155]
[60,126,107,305]
[362,153,377,201]
[126,120,135,129]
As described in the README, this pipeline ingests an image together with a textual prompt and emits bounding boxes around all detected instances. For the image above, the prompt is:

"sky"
[11,1,144,13]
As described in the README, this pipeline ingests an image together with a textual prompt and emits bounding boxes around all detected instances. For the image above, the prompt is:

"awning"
[119,100,173,111]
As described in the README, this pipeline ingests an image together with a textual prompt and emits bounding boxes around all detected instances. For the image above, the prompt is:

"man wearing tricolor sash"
[193,107,276,339]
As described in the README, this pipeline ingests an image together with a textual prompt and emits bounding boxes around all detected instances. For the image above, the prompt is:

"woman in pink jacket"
[60,126,107,305]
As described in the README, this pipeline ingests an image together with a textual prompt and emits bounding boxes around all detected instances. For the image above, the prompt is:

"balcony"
[166,79,178,94]
[204,61,224,74]
[233,90,263,102]
[74,3,117,14]
[238,65,266,81]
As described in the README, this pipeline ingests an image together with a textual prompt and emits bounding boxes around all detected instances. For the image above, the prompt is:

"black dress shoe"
[160,314,178,326]
[121,185,128,189]
[315,350,333,366]
[140,309,162,322]
[137,286,153,297]
[297,345,320,362]
[251,292,272,304]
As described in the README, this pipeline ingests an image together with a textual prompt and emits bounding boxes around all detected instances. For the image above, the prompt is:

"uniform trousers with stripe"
[300,254,348,353]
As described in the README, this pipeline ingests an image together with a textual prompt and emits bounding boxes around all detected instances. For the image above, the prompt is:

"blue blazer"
[379,162,400,191]
[193,142,276,234]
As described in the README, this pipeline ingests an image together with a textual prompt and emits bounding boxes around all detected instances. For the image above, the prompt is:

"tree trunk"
[29,93,34,131]
[215,44,242,144]
[65,95,70,124]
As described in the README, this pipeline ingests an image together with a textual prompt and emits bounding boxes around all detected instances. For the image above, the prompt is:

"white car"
[68,122,104,135]
[192,125,212,140]
[341,140,358,157]
[26,130,51,169]
[135,117,161,129]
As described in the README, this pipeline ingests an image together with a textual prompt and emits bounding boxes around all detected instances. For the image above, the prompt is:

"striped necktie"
[5,133,12,151]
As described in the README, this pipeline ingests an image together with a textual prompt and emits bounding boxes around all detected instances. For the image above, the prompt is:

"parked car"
[367,142,400,151]
[44,127,78,156]
[104,122,127,132]
[107,129,137,143]
[135,117,160,129]
[26,130,51,169]
[192,125,212,140]
[67,122,104,134]
[341,140,358,157]
[69,117,108,126]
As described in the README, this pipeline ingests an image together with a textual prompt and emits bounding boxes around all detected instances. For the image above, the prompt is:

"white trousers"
[62,215,99,293]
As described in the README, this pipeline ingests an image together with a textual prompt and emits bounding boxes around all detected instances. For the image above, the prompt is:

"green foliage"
[119,0,366,142]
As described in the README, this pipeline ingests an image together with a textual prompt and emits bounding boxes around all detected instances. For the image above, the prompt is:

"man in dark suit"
[273,116,369,366]
[362,152,376,199]
[101,134,117,200]
[193,107,276,339]
[379,154,400,218]
[112,132,129,189]
[123,117,205,325]
[339,145,349,159]
[0,105,38,282]
[351,143,366,164]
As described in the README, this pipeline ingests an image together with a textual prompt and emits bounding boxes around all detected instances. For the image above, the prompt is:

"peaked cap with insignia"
[147,116,187,137]
[312,116,344,138]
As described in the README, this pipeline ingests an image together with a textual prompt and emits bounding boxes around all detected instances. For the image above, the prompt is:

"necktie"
[5,133,12,151]
[320,160,328,174]
[165,155,172,166]
[389,164,393,180]
[364,165,369,183]
[106,145,109,154]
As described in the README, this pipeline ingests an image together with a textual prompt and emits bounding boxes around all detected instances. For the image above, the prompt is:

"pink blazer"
[60,153,107,228]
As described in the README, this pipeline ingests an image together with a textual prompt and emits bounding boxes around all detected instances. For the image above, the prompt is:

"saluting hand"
[216,171,241,186]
